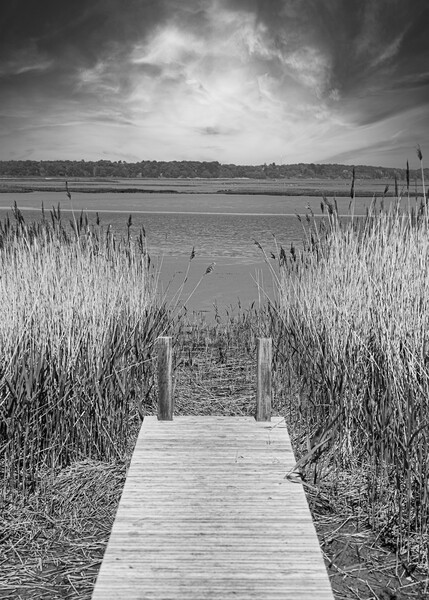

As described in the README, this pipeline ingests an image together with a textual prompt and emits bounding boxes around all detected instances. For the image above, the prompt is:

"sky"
[1,0,428,168]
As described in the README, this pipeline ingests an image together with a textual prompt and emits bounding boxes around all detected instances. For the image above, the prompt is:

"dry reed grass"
[265,165,429,578]
[3,169,429,598]
[2,303,428,599]
[173,308,258,415]
[0,206,168,497]
[0,459,128,599]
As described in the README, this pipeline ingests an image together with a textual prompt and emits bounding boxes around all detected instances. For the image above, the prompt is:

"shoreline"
[0,174,414,199]
[0,185,410,197]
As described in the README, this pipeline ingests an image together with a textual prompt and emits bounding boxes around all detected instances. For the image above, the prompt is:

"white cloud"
[127,4,333,124]
[14,60,53,75]
[279,46,332,96]
[79,62,106,84]
[329,88,341,102]
[370,31,406,68]
[77,62,121,94]
[355,3,408,69]
[0,45,53,77]
[131,26,206,67]
[113,2,346,164]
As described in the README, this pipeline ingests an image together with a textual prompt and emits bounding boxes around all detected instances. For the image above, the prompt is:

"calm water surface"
[0,191,381,314]
[0,191,375,257]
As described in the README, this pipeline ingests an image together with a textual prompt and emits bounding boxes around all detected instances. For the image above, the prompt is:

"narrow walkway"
[92,415,334,599]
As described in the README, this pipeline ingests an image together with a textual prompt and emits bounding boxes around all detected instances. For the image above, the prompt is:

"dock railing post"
[157,336,173,420]
[256,337,272,421]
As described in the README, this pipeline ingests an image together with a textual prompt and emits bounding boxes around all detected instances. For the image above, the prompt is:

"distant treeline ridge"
[0,159,426,180]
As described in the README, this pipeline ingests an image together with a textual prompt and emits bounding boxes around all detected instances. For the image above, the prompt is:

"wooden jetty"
[92,339,334,599]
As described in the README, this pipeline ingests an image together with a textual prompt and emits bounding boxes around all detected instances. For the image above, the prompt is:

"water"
[0,191,380,315]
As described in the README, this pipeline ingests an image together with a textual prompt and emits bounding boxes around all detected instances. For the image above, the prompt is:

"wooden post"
[256,337,272,421]
[157,336,173,420]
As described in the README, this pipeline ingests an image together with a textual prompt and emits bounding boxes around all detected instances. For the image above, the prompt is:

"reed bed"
[1,459,126,599]
[2,295,427,598]
[0,206,167,497]
[3,187,429,597]
[269,195,429,574]
[173,307,259,415]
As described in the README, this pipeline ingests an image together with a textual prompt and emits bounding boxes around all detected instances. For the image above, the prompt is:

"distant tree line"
[0,159,426,180]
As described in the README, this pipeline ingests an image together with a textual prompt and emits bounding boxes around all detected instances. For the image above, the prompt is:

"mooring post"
[157,336,173,420]
[256,337,272,421]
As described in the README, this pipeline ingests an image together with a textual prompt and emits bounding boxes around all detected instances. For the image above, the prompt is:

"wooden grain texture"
[157,336,173,420]
[256,338,272,421]
[92,416,334,599]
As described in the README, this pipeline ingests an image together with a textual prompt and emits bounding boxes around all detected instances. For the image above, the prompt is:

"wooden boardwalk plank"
[92,416,334,599]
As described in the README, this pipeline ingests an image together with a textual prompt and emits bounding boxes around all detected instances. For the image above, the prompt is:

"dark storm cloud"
[0,0,172,129]
[220,0,429,96]
[0,1,166,67]
[329,1,429,95]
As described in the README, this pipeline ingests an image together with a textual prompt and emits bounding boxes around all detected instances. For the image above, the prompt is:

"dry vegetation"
[271,197,429,570]
[0,206,169,598]
[0,205,170,499]
[2,160,429,599]
[259,161,429,597]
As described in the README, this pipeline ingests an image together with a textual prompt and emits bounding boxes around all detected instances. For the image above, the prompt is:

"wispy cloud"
[77,62,121,95]
[370,31,406,68]
[0,0,428,166]
[0,44,53,77]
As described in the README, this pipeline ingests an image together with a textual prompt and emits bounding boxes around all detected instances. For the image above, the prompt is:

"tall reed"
[0,208,167,496]
[272,195,429,570]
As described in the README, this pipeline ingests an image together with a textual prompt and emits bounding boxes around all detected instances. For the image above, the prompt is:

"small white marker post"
[256,337,272,421]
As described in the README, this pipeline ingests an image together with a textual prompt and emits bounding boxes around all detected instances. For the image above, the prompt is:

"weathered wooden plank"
[157,336,173,420]
[92,416,334,600]
[256,337,272,421]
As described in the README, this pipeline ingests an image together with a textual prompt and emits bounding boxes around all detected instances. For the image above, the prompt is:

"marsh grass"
[266,186,429,573]
[3,173,429,598]
[2,296,428,598]
[0,304,262,600]
[0,459,127,599]
[0,205,169,497]
[172,305,259,415]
